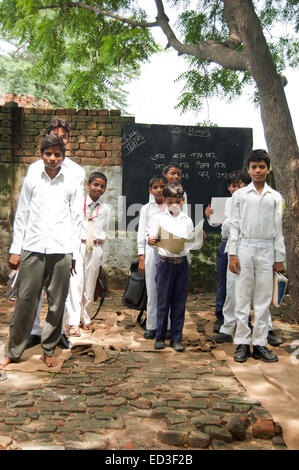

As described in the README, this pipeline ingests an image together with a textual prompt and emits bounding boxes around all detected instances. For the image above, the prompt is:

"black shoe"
[25,334,41,350]
[267,330,283,347]
[212,333,233,344]
[170,341,185,352]
[252,345,278,362]
[165,330,171,340]
[57,333,71,349]
[234,344,251,363]
[213,318,224,333]
[154,340,166,350]
[144,329,156,339]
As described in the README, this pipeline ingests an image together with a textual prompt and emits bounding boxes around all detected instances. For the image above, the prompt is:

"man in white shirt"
[26,118,85,350]
[149,183,194,352]
[1,134,83,368]
[229,150,286,363]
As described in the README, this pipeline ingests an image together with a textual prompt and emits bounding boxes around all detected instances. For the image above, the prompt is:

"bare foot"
[43,354,59,368]
[0,357,11,369]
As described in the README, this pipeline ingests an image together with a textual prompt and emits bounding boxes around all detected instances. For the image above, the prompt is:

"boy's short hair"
[227,171,241,186]
[246,149,270,169]
[162,182,184,199]
[162,162,181,175]
[40,134,66,156]
[47,118,71,136]
[88,171,107,184]
[240,167,252,185]
[149,174,168,187]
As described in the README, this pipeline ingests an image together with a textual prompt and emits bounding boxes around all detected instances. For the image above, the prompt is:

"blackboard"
[122,123,252,232]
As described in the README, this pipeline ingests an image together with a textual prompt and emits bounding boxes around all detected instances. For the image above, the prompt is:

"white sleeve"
[137,205,148,255]
[228,192,240,256]
[273,194,286,262]
[149,213,160,240]
[9,177,32,255]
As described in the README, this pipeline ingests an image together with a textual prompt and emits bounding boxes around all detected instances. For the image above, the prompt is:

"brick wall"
[0,93,53,109]
[0,103,134,167]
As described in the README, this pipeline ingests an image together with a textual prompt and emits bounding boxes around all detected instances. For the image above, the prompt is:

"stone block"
[157,430,188,447]
[252,420,275,439]
[188,431,210,448]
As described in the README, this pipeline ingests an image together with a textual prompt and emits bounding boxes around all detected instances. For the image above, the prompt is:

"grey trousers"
[7,250,72,360]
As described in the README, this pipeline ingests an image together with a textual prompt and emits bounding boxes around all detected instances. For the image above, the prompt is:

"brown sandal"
[68,325,81,337]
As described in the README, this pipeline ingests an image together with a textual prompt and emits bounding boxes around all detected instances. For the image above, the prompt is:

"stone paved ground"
[0,286,293,451]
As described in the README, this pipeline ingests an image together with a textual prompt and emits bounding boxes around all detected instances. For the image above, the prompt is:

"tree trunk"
[229,0,299,322]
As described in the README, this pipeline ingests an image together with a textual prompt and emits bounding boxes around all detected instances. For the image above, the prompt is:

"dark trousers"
[215,240,228,320]
[155,258,189,342]
[7,251,71,360]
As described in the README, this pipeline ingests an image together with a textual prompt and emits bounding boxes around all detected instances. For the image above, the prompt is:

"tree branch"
[37,1,159,28]
[37,0,250,72]
[154,0,249,72]
[223,1,242,49]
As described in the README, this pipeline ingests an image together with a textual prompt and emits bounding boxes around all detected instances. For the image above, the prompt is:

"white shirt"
[228,182,286,262]
[81,195,110,241]
[27,157,85,189]
[137,200,166,255]
[10,164,84,260]
[149,208,194,258]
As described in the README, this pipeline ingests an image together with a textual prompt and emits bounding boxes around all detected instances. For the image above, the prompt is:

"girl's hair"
[149,174,168,187]
[40,134,66,155]
[162,162,181,175]
[88,171,107,184]
[162,182,184,199]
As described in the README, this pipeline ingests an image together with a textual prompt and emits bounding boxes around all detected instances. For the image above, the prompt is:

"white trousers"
[144,244,170,331]
[220,265,273,336]
[234,239,274,346]
[66,242,103,326]
[31,290,65,336]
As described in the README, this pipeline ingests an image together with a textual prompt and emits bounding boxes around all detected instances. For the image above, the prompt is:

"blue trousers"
[155,258,189,342]
[215,240,228,320]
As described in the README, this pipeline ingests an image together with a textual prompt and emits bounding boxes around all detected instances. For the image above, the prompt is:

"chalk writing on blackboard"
[216,172,228,178]
[191,152,216,159]
[151,153,166,161]
[214,162,226,168]
[122,130,146,155]
[171,127,211,138]
[198,171,210,179]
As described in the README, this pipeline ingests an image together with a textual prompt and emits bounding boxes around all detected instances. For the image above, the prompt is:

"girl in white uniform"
[66,172,110,336]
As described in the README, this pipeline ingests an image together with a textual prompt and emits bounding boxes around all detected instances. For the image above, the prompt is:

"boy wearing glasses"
[1,135,83,368]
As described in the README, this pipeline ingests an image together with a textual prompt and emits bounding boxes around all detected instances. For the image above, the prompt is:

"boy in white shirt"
[66,171,110,335]
[26,118,85,350]
[229,150,286,363]
[148,183,194,352]
[1,135,83,368]
[137,175,168,339]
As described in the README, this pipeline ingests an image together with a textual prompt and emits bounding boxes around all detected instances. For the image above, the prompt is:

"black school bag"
[121,261,147,328]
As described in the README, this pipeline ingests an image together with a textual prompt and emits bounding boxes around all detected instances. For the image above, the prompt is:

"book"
[153,219,204,254]
[210,197,230,224]
[272,272,288,307]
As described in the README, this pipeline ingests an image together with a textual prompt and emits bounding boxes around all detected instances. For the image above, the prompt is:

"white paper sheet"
[210,197,230,224]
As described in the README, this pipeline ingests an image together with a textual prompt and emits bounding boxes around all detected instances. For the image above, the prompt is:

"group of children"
[138,151,286,363]
[0,116,286,367]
